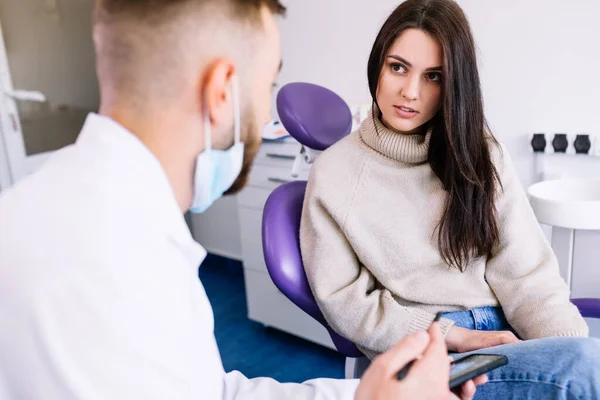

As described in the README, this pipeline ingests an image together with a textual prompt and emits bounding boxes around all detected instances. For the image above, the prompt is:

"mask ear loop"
[232,74,241,144]
[203,102,213,153]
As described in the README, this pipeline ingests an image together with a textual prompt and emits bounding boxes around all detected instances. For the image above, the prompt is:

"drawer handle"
[268,177,291,184]
[265,153,296,160]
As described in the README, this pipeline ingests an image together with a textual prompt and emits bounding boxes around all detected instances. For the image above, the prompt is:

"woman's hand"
[445,326,520,353]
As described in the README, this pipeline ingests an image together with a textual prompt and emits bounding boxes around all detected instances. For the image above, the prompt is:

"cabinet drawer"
[248,164,310,190]
[239,208,267,273]
[254,139,302,168]
[244,268,335,350]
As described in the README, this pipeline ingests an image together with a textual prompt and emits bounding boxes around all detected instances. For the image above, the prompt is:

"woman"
[300,0,600,398]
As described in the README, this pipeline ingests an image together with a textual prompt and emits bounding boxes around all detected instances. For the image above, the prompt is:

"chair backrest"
[262,82,362,357]
[276,82,352,151]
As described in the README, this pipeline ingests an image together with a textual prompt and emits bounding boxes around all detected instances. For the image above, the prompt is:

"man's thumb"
[377,330,430,377]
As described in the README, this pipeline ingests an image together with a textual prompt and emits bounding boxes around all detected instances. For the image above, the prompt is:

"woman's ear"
[202,59,237,127]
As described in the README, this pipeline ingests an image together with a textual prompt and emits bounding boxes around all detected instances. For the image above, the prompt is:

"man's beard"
[224,111,262,196]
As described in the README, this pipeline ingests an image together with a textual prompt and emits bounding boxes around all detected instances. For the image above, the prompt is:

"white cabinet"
[237,137,336,350]
[188,196,243,260]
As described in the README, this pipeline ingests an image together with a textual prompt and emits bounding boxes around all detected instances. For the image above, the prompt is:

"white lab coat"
[0,114,359,399]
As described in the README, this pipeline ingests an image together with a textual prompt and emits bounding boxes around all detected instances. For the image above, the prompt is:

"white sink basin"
[528,178,600,230]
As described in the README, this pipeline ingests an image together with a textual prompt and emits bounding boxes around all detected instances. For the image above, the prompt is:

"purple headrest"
[276,82,353,151]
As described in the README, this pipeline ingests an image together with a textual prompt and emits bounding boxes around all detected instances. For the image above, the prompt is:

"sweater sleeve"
[300,157,454,359]
[484,144,588,339]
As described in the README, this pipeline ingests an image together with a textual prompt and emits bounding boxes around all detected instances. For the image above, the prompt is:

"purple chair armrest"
[262,182,362,358]
[572,298,600,319]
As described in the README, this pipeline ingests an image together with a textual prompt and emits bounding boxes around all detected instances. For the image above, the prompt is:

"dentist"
[0,0,483,399]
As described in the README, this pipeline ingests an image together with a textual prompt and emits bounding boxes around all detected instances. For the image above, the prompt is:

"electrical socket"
[529,133,600,156]
[552,133,569,154]
[573,133,590,155]
[530,133,547,153]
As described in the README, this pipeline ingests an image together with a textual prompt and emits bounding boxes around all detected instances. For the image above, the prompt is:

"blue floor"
[198,253,345,383]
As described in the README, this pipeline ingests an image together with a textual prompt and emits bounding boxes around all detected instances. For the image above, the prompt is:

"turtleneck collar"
[358,106,432,164]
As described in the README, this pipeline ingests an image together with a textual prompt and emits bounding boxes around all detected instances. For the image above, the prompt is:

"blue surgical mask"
[189,76,244,214]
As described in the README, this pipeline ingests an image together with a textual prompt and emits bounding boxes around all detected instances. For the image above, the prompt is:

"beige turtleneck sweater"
[300,111,588,359]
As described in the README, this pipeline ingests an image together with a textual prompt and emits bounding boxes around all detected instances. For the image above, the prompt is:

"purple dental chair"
[261,82,600,379]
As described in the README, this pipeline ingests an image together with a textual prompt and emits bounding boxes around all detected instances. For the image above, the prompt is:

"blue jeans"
[442,307,600,399]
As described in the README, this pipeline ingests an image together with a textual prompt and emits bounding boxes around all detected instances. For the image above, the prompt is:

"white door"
[0,116,12,191]
[0,0,97,188]
[0,22,46,186]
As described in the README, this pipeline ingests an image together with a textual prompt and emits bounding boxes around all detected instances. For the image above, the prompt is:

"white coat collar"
[76,113,207,267]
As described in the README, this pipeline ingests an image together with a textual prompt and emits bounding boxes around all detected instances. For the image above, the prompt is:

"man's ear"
[202,59,237,127]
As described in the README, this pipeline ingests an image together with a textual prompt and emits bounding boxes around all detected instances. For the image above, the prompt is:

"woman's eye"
[391,64,406,73]
[427,72,442,82]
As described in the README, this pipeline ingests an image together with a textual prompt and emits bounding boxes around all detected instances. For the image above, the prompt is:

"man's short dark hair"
[95,0,286,25]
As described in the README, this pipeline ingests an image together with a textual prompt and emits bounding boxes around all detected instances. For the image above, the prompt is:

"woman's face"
[376,28,443,135]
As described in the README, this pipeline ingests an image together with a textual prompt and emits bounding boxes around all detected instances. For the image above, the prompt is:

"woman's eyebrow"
[388,54,412,67]
[388,54,442,72]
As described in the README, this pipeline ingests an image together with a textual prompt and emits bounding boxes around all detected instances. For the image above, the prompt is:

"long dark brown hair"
[367,0,501,271]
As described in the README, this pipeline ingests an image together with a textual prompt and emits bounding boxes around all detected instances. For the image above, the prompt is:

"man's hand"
[355,323,487,400]
[445,326,520,353]
[450,375,489,400]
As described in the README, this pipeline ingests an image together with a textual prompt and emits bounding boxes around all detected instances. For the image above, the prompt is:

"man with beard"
[0,1,485,399]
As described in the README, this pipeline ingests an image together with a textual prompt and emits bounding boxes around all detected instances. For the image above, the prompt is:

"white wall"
[277,0,600,187]
[0,0,99,112]
[458,0,600,185]
[277,1,390,107]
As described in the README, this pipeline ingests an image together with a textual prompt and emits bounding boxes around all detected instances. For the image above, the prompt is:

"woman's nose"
[401,75,420,101]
